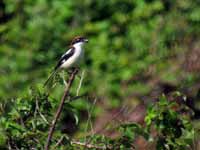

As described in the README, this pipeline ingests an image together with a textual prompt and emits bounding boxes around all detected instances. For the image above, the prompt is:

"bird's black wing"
[54,47,75,70]
[44,47,75,87]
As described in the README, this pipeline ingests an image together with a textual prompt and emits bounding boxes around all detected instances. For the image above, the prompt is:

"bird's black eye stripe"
[71,37,86,45]
[78,38,83,42]
[74,38,80,43]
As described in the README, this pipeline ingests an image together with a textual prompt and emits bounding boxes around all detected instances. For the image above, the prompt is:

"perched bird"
[44,36,88,86]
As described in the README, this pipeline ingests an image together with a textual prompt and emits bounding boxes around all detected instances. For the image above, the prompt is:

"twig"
[8,141,12,150]
[35,98,49,124]
[69,93,87,102]
[54,136,65,147]
[71,140,112,150]
[84,98,97,142]
[95,104,128,134]
[84,104,128,148]
[88,98,97,134]
[76,70,85,96]
[45,69,78,150]
[53,136,113,150]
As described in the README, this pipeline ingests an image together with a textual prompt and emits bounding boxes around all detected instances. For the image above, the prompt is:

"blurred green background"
[0,0,200,148]
[0,0,199,99]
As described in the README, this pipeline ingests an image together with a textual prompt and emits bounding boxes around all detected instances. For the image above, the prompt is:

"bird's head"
[71,36,88,47]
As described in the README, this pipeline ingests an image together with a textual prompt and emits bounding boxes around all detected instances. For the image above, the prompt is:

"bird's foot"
[68,67,79,75]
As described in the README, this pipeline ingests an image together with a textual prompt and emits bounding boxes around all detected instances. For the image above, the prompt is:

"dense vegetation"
[0,0,200,149]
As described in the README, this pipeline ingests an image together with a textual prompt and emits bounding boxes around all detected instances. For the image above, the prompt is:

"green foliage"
[0,85,197,149]
[0,0,200,149]
[81,95,195,150]
[145,95,194,150]
[118,123,148,149]
[0,87,50,149]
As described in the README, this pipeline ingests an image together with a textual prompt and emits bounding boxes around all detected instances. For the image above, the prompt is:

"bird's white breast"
[60,45,84,69]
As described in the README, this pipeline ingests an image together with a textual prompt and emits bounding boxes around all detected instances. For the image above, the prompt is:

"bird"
[44,36,88,86]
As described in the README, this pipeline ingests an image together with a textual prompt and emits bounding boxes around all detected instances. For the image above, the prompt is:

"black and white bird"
[44,36,88,86]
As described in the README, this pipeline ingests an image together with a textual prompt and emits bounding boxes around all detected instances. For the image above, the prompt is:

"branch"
[69,93,87,102]
[76,70,85,96]
[35,98,49,124]
[45,69,78,150]
[53,136,113,150]
[71,140,112,150]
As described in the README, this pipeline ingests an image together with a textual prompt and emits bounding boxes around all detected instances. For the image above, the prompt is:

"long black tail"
[43,70,57,87]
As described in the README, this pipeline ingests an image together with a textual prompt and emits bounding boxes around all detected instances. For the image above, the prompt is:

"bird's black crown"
[71,36,88,45]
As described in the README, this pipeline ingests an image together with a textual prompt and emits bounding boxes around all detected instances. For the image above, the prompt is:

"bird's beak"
[84,39,89,43]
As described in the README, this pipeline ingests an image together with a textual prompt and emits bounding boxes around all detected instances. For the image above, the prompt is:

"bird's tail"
[43,70,57,87]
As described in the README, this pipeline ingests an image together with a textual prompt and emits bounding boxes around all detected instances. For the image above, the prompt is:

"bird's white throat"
[73,42,85,49]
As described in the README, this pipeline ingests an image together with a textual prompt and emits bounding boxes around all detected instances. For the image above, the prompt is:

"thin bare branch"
[76,70,85,96]
[71,140,112,150]
[69,93,87,102]
[54,136,65,147]
[35,98,49,124]
[45,69,78,150]
[84,98,97,142]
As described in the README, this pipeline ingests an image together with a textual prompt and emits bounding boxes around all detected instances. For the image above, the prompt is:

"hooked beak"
[84,39,89,43]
